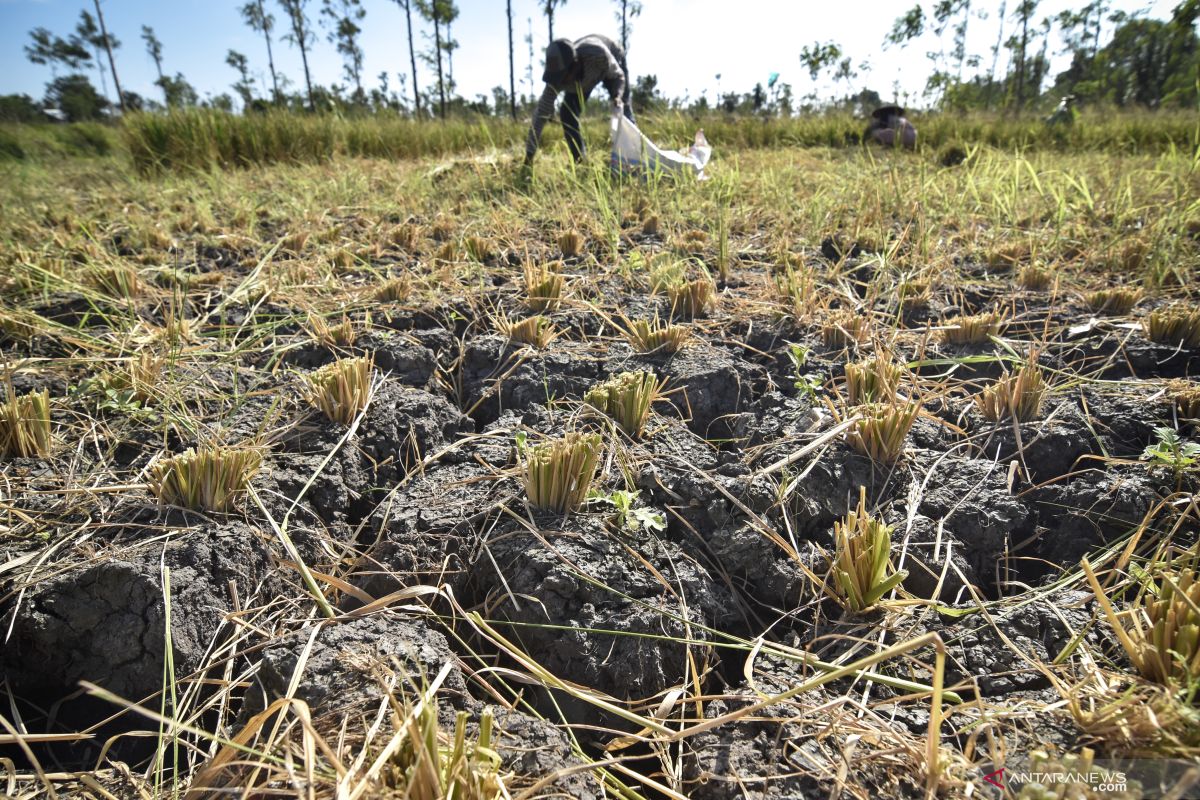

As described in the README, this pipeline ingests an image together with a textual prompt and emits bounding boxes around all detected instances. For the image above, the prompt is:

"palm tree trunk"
[403,0,420,114]
[507,0,516,118]
[621,1,628,51]
[433,15,446,118]
[258,0,280,102]
[92,0,125,113]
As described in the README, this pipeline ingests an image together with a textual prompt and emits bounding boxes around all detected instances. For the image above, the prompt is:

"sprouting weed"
[588,489,667,534]
[787,344,823,400]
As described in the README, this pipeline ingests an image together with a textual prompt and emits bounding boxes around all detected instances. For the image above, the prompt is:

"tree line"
[2,0,1196,124]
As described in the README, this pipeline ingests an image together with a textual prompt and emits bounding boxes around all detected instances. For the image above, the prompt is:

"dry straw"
[1085,286,1143,314]
[524,262,564,312]
[622,318,690,354]
[584,371,664,438]
[149,446,263,512]
[557,229,585,257]
[844,357,904,406]
[522,432,602,513]
[940,311,1006,345]
[977,361,1047,422]
[667,278,715,319]
[821,310,870,349]
[1146,305,1200,349]
[303,356,373,425]
[846,401,920,464]
[498,315,557,348]
[1084,559,1200,688]
[0,387,51,458]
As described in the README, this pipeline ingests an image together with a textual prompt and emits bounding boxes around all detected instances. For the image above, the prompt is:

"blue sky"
[0,0,1181,109]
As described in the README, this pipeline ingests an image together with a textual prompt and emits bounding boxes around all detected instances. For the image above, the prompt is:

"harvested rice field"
[2,138,1199,798]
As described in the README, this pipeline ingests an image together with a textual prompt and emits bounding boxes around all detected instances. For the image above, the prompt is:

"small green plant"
[498,314,557,348]
[667,277,715,319]
[787,344,824,400]
[148,446,262,512]
[303,356,373,425]
[522,432,603,514]
[1145,305,1200,349]
[524,261,564,312]
[1142,427,1200,485]
[844,401,920,464]
[588,489,666,534]
[78,352,165,412]
[977,361,1047,423]
[622,317,690,354]
[1085,286,1143,314]
[584,371,664,438]
[831,487,906,612]
[940,311,1006,345]
[844,356,904,406]
[0,387,51,458]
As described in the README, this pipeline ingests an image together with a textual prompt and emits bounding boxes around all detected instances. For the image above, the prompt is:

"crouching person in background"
[866,105,917,149]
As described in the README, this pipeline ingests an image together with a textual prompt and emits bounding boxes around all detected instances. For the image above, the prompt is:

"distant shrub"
[0,129,25,161]
[60,123,114,157]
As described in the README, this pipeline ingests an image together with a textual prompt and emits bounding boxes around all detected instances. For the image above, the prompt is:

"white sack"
[610,114,711,178]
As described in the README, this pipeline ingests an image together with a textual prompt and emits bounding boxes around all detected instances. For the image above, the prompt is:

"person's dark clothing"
[525,34,634,163]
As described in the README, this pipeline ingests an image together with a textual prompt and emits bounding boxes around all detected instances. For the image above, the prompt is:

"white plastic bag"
[610,114,711,178]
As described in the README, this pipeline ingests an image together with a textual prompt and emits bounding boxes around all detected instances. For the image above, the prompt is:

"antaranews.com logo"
[983,751,1200,798]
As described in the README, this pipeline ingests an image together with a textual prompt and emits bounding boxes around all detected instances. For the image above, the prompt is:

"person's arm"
[619,54,634,121]
[600,47,627,115]
[524,83,559,165]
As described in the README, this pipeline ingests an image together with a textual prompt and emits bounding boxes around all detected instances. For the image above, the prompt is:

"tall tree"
[1008,0,1040,108]
[141,26,167,104]
[158,73,199,107]
[321,0,366,101]
[25,27,91,77]
[799,40,843,103]
[227,49,255,106]
[542,0,567,41]
[75,11,113,99]
[278,0,317,110]
[91,0,125,113]
[506,0,516,118]
[46,74,107,120]
[241,0,281,102]
[417,0,457,118]
[989,0,1008,104]
[446,13,457,89]
[613,0,642,53]
[525,17,535,98]
[394,1,421,114]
